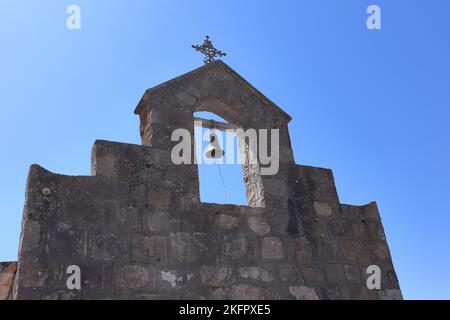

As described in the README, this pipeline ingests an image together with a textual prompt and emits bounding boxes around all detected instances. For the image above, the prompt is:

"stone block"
[0,262,17,300]
[223,236,254,260]
[132,235,168,265]
[22,220,41,251]
[312,240,339,262]
[289,285,318,300]
[340,240,369,265]
[200,266,235,287]
[159,269,194,290]
[169,232,209,264]
[314,201,334,217]
[370,242,391,264]
[211,288,227,300]
[147,212,171,232]
[324,264,346,284]
[341,285,377,300]
[327,217,348,239]
[227,284,265,300]
[116,265,157,290]
[377,289,403,300]
[215,214,240,229]
[79,264,116,291]
[261,237,284,260]
[293,237,313,262]
[269,213,290,235]
[340,204,361,220]
[238,266,274,283]
[320,285,342,300]
[362,202,382,222]
[278,263,303,284]
[43,290,78,300]
[300,265,325,284]
[279,145,294,164]
[263,178,289,197]
[91,236,128,262]
[148,191,173,209]
[247,216,270,235]
[384,269,400,288]
[303,219,330,240]
[344,265,362,283]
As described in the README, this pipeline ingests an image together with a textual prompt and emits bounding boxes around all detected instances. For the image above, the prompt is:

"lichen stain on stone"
[160,270,193,288]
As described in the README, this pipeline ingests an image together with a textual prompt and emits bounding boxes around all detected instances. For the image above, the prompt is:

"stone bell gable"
[135,60,291,149]
[2,61,402,300]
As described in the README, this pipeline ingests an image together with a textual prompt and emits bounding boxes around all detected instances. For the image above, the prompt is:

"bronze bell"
[205,132,224,159]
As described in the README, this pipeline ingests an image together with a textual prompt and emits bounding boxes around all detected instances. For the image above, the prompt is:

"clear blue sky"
[1,0,449,299]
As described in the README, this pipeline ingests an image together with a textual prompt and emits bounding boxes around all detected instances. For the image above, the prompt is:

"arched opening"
[194,111,247,205]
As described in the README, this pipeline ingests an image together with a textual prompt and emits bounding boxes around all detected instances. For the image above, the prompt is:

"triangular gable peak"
[134,60,291,130]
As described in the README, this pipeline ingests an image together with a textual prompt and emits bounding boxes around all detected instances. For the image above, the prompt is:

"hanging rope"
[209,126,228,203]
[215,159,228,203]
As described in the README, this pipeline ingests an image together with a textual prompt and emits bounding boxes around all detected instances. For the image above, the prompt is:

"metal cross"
[192,35,227,64]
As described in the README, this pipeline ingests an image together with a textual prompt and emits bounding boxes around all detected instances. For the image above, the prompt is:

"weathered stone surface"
[44,290,80,300]
[215,214,239,229]
[325,264,346,284]
[0,262,17,300]
[344,265,361,283]
[23,220,41,251]
[148,191,173,209]
[263,178,289,197]
[8,60,401,300]
[293,237,313,262]
[269,214,290,235]
[289,286,318,300]
[17,261,48,288]
[147,212,171,232]
[159,270,194,289]
[239,266,273,283]
[223,236,253,260]
[313,240,339,262]
[261,237,284,260]
[116,265,156,290]
[373,243,391,261]
[200,266,234,287]
[278,263,303,284]
[340,240,369,264]
[321,285,342,300]
[132,235,168,264]
[385,269,400,288]
[377,289,403,300]
[314,201,333,217]
[227,284,265,300]
[247,217,270,235]
[169,232,208,264]
[327,217,347,238]
[300,265,325,284]
[211,288,227,299]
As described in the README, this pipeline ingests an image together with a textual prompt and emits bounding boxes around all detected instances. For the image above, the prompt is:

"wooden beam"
[194,117,239,131]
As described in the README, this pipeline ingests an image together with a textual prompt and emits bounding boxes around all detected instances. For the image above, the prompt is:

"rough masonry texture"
[1,60,402,300]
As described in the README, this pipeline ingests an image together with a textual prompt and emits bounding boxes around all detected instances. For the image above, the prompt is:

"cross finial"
[192,35,227,64]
